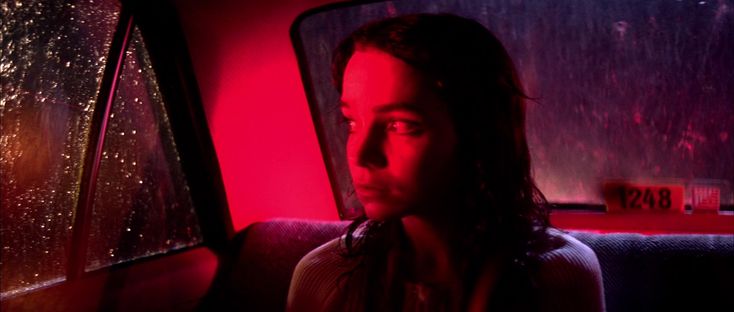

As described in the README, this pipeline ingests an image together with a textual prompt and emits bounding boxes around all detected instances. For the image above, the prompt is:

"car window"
[0,0,210,298]
[291,0,733,218]
[86,26,202,272]
[0,0,120,297]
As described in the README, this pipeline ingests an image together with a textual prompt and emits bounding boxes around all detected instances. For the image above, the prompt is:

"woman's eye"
[387,120,422,135]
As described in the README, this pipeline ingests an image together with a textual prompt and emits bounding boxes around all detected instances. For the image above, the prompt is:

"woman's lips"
[354,184,388,200]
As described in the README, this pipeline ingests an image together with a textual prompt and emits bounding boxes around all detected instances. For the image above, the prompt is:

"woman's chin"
[363,202,405,221]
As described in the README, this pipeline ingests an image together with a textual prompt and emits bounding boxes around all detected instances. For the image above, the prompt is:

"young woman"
[288,13,604,311]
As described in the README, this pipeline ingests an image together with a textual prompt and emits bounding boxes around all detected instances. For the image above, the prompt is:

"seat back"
[573,231,734,312]
[202,220,734,312]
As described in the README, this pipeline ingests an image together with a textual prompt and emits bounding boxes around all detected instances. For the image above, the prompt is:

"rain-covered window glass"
[0,0,120,298]
[522,1,734,208]
[85,27,203,271]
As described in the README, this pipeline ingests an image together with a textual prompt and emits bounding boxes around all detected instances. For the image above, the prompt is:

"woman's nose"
[352,127,387,169]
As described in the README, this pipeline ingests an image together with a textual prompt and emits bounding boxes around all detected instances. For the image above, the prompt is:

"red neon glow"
[176,0,341,230]
[175,0,733,235]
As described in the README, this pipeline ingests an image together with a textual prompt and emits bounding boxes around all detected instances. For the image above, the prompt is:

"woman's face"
[340,48,458,221]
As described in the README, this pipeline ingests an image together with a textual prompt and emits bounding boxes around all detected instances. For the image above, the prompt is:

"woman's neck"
[400,215,459,286]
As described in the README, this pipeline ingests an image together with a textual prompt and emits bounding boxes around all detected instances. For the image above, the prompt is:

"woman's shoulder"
[537,228,601,273]
[287,237,360,312]
[534,228,606,312]
[293,237,347,275]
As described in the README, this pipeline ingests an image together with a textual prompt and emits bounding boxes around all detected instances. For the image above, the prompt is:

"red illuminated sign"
[603,181,685,213]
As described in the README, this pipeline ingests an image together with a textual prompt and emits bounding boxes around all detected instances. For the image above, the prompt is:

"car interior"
[1,0,732,311]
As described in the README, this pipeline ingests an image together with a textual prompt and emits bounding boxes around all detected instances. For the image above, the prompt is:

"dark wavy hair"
[332,13,552,311]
